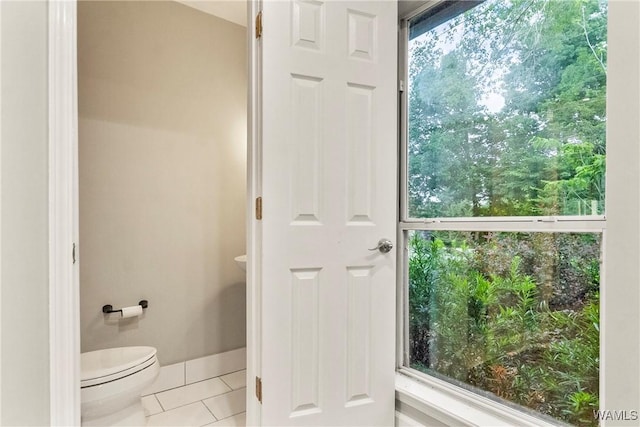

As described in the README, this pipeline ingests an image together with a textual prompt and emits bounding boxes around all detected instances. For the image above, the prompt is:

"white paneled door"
[259,0,397,425]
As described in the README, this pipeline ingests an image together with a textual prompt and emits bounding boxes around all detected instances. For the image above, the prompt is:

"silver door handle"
[368,238,393,253]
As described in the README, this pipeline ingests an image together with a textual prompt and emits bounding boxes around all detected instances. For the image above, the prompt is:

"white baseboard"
[186,347,246,384]
[142,347,246,396]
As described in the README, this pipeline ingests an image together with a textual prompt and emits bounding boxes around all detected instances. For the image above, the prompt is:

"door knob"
[368,238,393,253]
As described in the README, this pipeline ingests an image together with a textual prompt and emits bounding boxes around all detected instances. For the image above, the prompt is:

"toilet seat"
[81,346,157,388]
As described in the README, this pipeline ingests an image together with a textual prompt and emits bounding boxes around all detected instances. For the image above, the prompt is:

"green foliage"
[407,0,607,425]
[407,1,605,423]
[408,0,607,219]
[539,142,605,215]
[408,232,600,426]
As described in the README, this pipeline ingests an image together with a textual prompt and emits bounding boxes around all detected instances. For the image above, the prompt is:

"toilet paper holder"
[102,300,148,314]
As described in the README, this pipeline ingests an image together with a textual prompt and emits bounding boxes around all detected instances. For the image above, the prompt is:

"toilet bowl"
[81,346,159,426]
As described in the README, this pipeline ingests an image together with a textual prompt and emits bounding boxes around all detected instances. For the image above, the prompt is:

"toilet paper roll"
[121,305,143,319]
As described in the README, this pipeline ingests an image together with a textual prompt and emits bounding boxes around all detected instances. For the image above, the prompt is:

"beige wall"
[78,1,247,365]
[0,1,51,425]
[604,1,640,422]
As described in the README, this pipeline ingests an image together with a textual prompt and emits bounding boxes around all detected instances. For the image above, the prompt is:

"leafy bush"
[408,232,600,426]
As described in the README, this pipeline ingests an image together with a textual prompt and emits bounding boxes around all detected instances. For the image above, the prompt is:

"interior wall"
[0,1,50,425]
[78,0,247,365]
[604,0,640,421]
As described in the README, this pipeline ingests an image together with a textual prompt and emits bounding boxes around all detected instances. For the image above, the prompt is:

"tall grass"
[408,231,600,426]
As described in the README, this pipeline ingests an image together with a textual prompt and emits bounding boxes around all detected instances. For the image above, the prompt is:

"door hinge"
[72,243,77,264]
[255,11,263,39]
[256,197,263,220]
[255,376,263,403]
[399,79,405,92]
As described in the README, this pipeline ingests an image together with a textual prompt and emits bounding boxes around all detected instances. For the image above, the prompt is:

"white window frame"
[395,1,639,425]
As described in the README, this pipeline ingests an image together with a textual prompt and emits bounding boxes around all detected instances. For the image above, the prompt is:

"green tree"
[408,0,607,218]
[407,1,606,425]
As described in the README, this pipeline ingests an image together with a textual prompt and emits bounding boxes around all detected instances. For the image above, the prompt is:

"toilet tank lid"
[81,346,157,381]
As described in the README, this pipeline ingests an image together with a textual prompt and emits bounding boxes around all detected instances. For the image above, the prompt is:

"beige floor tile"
[205,412,246,427]
[142,394,164,417]
[155,378,231,411]
[219,370,246,390]
[146,402,216,427]
[202,388,246,420]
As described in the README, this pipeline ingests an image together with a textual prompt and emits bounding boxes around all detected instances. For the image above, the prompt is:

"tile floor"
[143,369,246,426]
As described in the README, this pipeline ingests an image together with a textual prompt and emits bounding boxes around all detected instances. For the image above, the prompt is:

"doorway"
[78,1,248,424]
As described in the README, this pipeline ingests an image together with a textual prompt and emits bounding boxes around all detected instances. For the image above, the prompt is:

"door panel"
[261,1,397,425]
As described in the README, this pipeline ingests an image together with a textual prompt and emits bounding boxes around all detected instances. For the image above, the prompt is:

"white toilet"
[81,346,160,426]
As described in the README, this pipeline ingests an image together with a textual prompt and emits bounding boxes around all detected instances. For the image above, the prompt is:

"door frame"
[48,1,261,425]
[246,0,262,424]
[49,0,80,425]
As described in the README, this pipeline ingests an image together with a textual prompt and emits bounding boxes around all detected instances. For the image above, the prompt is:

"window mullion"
[399,217,606,233]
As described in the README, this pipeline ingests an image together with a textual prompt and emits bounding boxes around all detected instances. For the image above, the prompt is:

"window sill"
[395,370,559,427]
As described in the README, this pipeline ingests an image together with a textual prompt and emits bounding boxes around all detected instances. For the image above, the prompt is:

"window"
[400,1,607,425]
